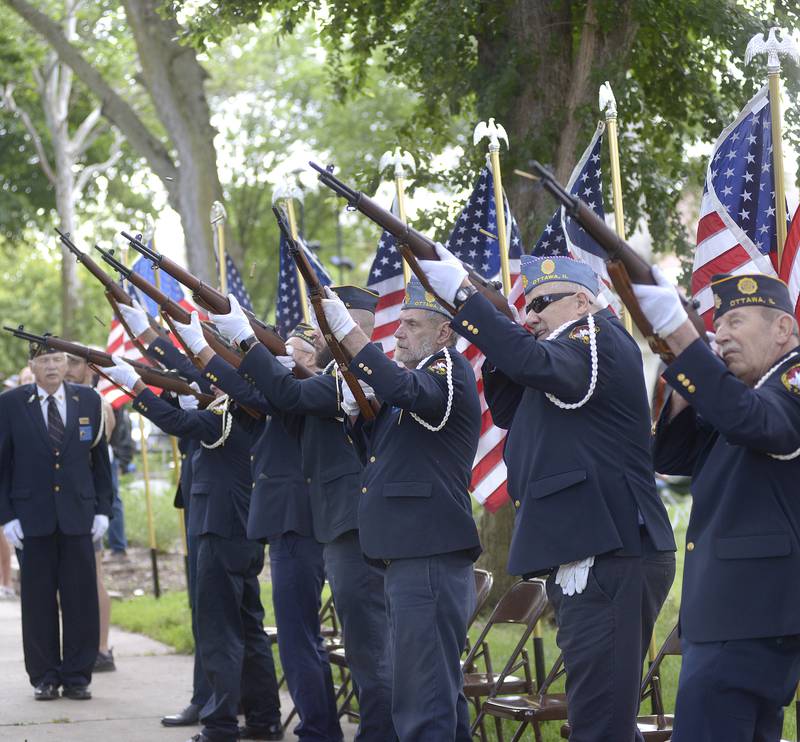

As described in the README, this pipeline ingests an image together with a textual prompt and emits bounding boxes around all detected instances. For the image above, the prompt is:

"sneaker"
[93,649,116,673]
[0,586,16,599]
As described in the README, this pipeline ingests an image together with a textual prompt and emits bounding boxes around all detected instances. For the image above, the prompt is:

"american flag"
[214,250,254,312]
[98,253,196,408]
[275,233,332,337]
[781,205,800,321]
[448,167,524,512]
[693,85,783,328]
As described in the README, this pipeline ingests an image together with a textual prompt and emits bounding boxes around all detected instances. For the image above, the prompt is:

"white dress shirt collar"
[37,383,67,426]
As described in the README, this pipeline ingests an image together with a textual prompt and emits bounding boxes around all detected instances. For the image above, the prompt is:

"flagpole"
[273,181,310,323]
[211,202,228,295]
[599,83,634,334]
[746,28,799,263]
[474,119,512,294]
[380,148,416,284]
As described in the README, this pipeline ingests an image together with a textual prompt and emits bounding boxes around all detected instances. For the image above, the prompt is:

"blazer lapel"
[24,384,53,451]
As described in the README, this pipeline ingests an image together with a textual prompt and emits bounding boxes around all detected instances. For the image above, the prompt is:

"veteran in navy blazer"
[641,271,800,742]
[319,279,481,742]
[0,344,113,700]
[171,311,342,742]
[210,293,395,741]
[419,248,676,742]
[104,356,282,742]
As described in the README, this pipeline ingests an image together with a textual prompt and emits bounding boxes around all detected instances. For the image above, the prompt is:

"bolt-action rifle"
[309,162,515,320]
[272,206,377,420]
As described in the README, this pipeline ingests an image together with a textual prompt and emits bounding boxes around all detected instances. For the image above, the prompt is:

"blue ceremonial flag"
[128,253,190,318]
[275,233,331,337]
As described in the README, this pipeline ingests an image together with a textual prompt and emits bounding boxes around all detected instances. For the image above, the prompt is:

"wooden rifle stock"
[2,326,214,406]
[309,162,515,319]
[530,161,707,362]
[272,207,377,420]
[121,231,314,380]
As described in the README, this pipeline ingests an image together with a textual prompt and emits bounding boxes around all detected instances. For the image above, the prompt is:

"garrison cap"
[711,273,793,320]
[288,322,317,347]
[520,255,598,296]
[402,276,451,318]
[331,285,379,313]
[29,338,60,360]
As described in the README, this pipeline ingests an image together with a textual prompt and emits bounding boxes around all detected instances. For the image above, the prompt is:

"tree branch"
[0,83,57,184]
[73,130,123,197]
[1,0,177,185]
[69,104,101,157]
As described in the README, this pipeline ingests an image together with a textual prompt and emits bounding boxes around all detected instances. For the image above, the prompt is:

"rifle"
[56,229,168,356]
[529,162,707,362]
[273,206,376,420]
[120,231,314,380]
[4,326,214,407]
[94,244,244,369]
[309,162,515,320]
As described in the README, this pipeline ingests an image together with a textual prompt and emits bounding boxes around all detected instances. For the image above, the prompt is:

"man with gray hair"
[321,277,482,742]
[419,248,676,742]
[637,271,800,740]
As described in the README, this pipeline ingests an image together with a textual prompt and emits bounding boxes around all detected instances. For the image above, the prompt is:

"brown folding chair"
[463,568,494,657]
[479,651,568,742]
[462,579,549,742]
[559,623,681,741]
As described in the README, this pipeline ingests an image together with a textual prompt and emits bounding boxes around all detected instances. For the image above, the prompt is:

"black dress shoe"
[161,703,201,727]
[62,685,92,700]
[34,683,59,701]
[239,723,284,740]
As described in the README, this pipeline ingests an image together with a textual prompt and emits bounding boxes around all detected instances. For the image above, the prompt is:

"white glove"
[118,300,150,337]
[630,265,688,337]
[105,356,140,390]
[91,514,109,542]
[173,311,209,354]
[321,287,356,341]
[209,294,253,345]
[3,519,23,550]
[277,347,295,370]
[179,382,200,410]
[417,242,468,304]
[342,379,375,416]
[555,556,595,596]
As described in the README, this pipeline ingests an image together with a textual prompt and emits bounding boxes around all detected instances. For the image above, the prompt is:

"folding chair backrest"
[470,568,494,626]
[491,579,548,625]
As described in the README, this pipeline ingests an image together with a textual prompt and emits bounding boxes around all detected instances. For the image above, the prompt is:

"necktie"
[47,395,64,448]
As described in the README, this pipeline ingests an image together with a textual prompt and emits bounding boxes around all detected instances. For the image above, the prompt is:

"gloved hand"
[555,556,595,596]
[105,356,140,390]
[118,300,150,337]
[276,347,295,370]
[179,382,200,410]
[3,519,23,550]
[630,266,688,337]
[173,311,209,354]
[321,287,356,341]
[91,514,109,542]
[209,294,252,345]
[418,242,468,304]
[341,379,375,416]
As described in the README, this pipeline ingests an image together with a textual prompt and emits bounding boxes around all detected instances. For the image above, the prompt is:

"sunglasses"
[526,292,576,315]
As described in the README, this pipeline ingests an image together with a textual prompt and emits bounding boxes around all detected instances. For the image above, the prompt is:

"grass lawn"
[112,500,799,740]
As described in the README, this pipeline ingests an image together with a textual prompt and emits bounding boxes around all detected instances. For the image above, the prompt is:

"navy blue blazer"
[454,294,675,576]
[0,383,113,537]
[654,339,800,642]
[202,355,314,543]
[132,388,252,539]
[348,342,481,561]
[239,344,362,543]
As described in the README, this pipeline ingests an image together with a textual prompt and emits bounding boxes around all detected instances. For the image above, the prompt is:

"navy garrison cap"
[331,285,379,313]
[520,255,598,296]
[29,339,59,360]
[711,273,793,320]
[402,276,451,317]
[288,322,317,347]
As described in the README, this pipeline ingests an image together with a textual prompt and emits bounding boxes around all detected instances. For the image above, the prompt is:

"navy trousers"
[672,635,800,742]
[195,535,281,742]
[324,530,395,741]
[545,535,675,742]
[270,532,342,742]
[384,551,476,742]
[19,531,98,688]
[186,510,212,708]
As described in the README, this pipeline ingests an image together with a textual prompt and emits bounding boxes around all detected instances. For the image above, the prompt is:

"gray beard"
[396,337,442,369]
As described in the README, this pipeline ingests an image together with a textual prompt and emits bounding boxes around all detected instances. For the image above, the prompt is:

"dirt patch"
[100,547,188,598]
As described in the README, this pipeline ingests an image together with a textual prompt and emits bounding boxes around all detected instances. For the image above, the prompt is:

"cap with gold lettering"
[710,273,793,320]
[520,255,598,295]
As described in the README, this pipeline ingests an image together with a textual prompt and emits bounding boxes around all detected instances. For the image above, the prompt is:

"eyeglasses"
[526,292,576,315]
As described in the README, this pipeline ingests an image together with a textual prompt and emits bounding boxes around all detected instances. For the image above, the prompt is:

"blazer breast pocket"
[529,469,587,499]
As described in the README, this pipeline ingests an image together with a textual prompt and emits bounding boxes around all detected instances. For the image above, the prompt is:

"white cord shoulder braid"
[544,312,599,410]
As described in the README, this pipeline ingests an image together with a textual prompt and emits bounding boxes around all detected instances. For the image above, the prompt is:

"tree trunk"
[476,501,515,597]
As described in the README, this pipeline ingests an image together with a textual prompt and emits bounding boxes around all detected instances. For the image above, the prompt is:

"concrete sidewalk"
[0,600,357,741]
